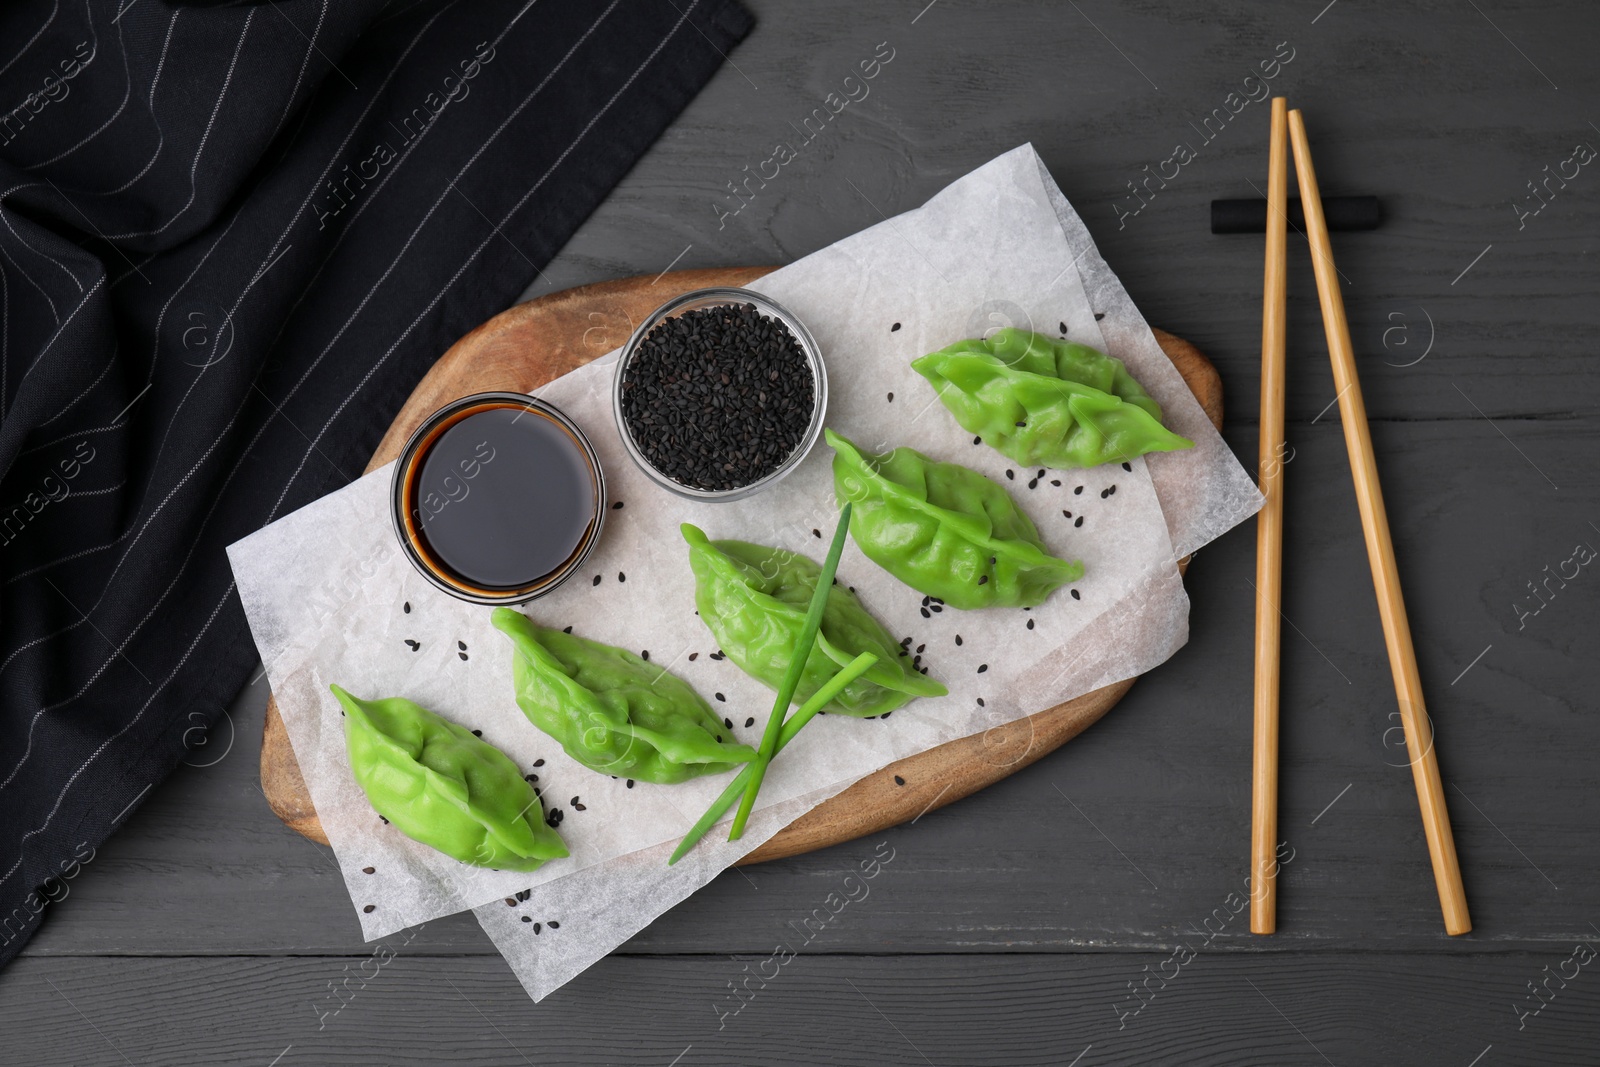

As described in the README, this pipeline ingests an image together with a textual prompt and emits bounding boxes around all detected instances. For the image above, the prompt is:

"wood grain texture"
[258,267,1224,863]
[5,953,1596,1067]
[17,2,1600,1061]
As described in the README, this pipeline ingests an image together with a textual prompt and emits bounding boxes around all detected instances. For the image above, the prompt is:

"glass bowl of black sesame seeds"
[613,287,826,501]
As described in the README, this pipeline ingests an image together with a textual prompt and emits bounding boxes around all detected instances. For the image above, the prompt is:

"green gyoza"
[332,685,567,872]
[683,523,946,718]
[826,429,1082,610]
[912,328,1193,469]
[491,608,756,784]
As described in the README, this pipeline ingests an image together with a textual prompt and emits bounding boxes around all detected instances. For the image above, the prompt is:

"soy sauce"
[410,405,597,590]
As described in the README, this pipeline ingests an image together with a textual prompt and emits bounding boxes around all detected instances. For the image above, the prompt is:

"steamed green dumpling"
[826,429,1082,610]
[683,524,946,718]
[912,328,1193,469]
[333,685,568,872]
[492,608,756,784]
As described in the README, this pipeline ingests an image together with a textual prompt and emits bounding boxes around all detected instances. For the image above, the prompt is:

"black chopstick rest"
[1210,195,1381,234]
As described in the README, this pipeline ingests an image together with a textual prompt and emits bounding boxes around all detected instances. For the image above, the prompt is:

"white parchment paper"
[227,144,1261,1000]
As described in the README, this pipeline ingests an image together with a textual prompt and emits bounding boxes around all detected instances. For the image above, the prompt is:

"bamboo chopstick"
[1251,96,1290,936]
[1286,109,1472,936]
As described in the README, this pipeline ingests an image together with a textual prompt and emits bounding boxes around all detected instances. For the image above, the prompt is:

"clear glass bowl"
[611,287,827,502]
[390,392,606,605]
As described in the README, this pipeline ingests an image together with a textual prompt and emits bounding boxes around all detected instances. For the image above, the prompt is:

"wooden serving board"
[260,266,1224,863]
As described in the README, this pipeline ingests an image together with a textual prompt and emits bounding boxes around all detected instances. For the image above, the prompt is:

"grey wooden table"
[5,2,1598,1063]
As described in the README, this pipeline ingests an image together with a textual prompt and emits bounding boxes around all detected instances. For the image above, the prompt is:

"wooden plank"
[23,417,1600,958]
[3,953,1596,1065]
[530,1,1600,421]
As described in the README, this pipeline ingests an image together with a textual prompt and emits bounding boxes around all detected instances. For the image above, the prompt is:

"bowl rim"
[610,286,828,503]
[389,391,606,605]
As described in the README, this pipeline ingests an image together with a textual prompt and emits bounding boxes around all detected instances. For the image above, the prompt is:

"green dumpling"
[683,523,946,718]
[912,328,1193,469]
[491,608,756,784]
[333,685,568,872]
[826,429,1082,610]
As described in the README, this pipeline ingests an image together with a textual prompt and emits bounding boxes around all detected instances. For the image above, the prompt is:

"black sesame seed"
[921,607,931,618]
[1037,470,1045,480]
[363,904,375,913]
[1028,478,1038,489]
[894,775,906,786]
[744,717,755,728]
[1063,510,1073,519]
[813,529,821,538]
[891,322,902,332]
[881,712,892,719]
[1071,589,1081,600]
[724,717,733,730]
[380,816,388,824]
[549,921,559,929]
[887,392,894,402]
[1005,469,1015,480]
[524,773,538,783]
[916,643,926,653]
[458,640,466,650]
[1101,488,1110,499]
[977,663,988,673]
[1016,421,1027,428]
[626,779,635,788]
[1027,619,1035,630]
[522,916,532,923]
[1108,484,1117,496]
[574,800,586,811]
[471,729,483,737]
[1094,312,1105,320]
[689,652,699,661]
[641,650,650,661]
[532,921,541,932]
[619,302,814,491]
[1121,462,1133,472]
[613,500,625,509]
[977,697,985,707]
[570,796,580,806]
[547,809,563,827]
[506,897,517,907]
[518,889,531,901]
[978,575,989,585]
[1074,516,1084,528]
[1051,479,1061,487]
[901,637,912,647]
[931,603,943,613]
[1074,485,1084,495]
[534,759,545,767]
[973,436,982,445]
[715,692,726,702]
[403,602,411,614]
[362,866,375,874]
[404,639,419,650]
[618,571,626,582]
[459,652,469,661]
[955,634,963,646]
[710,651,725,660]
[563,625,573,634]
[593,575,601,586]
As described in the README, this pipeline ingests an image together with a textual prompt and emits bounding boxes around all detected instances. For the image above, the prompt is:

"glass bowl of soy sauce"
[391,392,605,604]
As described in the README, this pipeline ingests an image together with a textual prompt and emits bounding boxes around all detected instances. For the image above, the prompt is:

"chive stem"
[669,651,877,865]
[728,503,852,840]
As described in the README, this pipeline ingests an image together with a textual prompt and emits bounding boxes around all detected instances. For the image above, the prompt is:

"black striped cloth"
[0,0,751,963]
